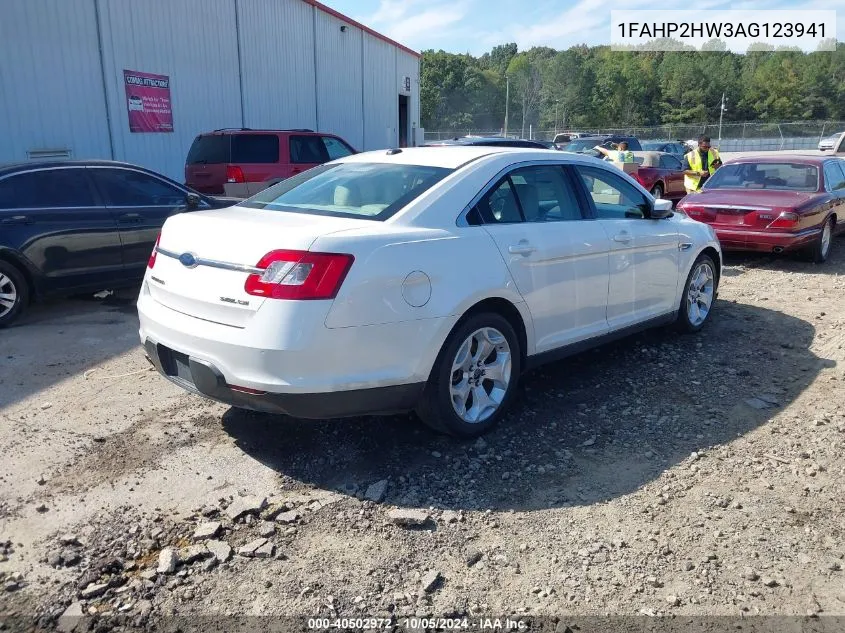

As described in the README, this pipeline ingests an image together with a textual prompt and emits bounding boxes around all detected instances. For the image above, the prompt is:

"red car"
[677,155,845,263]
[630,151,687,201]
[185,128,356,196]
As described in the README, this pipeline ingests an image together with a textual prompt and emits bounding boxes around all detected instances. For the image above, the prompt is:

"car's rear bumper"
[143,338,423,418]
[714,226,820,252]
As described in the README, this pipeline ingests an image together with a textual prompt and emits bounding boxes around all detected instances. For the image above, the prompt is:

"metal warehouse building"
[0,0,421,182]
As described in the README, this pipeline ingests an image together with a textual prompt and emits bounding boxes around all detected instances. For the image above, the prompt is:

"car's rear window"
[186,134,280,164]
[186,135,230,164]
[240,162,452,221]
[231,134,279,163]
[704,163,819,192]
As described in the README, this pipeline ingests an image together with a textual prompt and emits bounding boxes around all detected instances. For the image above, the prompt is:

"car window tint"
[660,155,682,170]
[475,178,523,224]
[186,135,230,164]
[231,134,279,164]
[576,166,650,219]
[705,163,818,192]
[289,135,328,164]
[321,136,353,160]
[92,169,186,206]
[508,166,583,222]
[823,161,845,191]
[0,169,95,209]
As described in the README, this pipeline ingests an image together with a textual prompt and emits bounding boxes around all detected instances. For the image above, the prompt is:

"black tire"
[651,184,664,199]
[675,253,718,333]
[0,260,29,328]
[806,216,834,264]
[416,312,521,438]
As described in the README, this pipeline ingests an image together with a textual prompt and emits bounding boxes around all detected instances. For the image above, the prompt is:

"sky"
[322,0,845,55]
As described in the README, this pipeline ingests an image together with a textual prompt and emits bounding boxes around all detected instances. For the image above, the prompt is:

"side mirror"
[651,198,673,219]
[185,193,201,209]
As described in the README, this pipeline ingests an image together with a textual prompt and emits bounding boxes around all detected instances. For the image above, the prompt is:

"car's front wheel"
[416,312,521,437]
[0,261,28,328]
[676,254,717,333]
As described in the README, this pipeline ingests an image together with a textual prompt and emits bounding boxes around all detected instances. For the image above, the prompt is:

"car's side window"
[321,136,354,160]
[0,169,95,209]
[509,166,583,222]
[474,177,523,224]
[823,161,845,191]
[575,165,651,219]
[92,169,186,207]
[661,155,682,170]
[289,135,328,164]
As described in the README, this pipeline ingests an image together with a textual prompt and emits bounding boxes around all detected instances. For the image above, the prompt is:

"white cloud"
[357,0,471,49]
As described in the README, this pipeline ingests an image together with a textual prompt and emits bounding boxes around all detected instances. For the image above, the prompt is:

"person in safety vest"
[683,135,721,193]
[595,141,634,163]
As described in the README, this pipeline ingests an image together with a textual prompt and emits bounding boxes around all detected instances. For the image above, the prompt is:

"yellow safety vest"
[684,148,720,192]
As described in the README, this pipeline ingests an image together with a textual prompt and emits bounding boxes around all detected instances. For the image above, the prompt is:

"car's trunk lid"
[148,208,368,327]
[682,189,817,229]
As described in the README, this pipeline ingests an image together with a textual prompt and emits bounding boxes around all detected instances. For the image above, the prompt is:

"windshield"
[704,162,819,192]
[641,141,666,151]
[240,162,452,220]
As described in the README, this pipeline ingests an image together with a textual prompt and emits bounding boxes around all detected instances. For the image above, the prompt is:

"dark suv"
[185,128,357,196]
[562,135,642,157]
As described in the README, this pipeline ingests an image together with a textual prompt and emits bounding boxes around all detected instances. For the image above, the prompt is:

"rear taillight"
[244,250,354,300]
[148,234,161,269]
[226,166,245,183]
[679,205,705,219]
[767,211,799,230]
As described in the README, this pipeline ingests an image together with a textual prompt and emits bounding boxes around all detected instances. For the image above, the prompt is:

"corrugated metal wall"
[96,0,243,182]
[314,10,364,149]
[363,35,399,150]
[237,0,317,130]
[0,0,420,181]
[0,0,111,161]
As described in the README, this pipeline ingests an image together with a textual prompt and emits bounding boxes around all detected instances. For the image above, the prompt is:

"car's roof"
[198,128,319,136]
[726,154,832,166]
[0,159,156,175]
[337,146,570,169]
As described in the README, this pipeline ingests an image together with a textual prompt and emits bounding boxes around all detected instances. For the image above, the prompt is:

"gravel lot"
[1,240,844,631]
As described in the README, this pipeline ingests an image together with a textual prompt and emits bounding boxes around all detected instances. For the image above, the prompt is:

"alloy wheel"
[821,220,832,259]
[686,262,714,327]
[449,327,512,424]
[0,273,17,318]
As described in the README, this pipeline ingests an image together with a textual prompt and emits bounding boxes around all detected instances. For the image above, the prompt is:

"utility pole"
[503,75,509,137]
[718,92,726,149]
[554,101,559,136]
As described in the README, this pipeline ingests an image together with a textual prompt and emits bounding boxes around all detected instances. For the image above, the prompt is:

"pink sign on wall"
[123,70,173,133]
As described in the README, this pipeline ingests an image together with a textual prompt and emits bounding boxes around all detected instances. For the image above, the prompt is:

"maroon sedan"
[630,151,686,201]
[677,155,845,263]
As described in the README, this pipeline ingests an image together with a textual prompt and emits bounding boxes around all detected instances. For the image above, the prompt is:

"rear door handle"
[118,213,144,224]
[613,232,632,244]
[508,242,536,256]
[0,215,33,225]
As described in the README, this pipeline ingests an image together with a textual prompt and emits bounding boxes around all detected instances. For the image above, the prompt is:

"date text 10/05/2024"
[307,617,529,630]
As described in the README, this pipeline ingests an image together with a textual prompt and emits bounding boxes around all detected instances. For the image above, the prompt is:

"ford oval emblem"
[178,252,199,268]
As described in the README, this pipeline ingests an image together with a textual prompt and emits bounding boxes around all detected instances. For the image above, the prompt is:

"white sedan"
[138,146,721,437]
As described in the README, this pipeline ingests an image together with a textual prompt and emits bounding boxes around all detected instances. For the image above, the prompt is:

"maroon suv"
[185,128,356,195]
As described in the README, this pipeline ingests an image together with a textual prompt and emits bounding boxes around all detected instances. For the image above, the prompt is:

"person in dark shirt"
[682,135,721,193]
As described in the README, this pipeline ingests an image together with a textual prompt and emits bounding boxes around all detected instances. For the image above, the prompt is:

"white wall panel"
[96,0,242,181]
[362,35,397,150]
[0,0,111,162]
[237,0,317,130]
[314,9,364,150]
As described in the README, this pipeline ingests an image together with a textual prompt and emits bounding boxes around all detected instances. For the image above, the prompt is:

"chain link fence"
[424,121,845,151]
